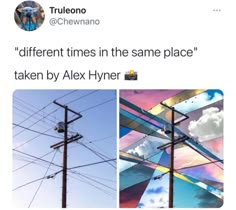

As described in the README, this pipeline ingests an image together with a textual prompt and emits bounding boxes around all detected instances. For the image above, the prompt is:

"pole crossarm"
[50,134,83,149]
[53,100,82,118]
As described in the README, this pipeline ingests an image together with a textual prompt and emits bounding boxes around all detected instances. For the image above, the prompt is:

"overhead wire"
[74,172,116,183]
[13,126,56,150]
[65,90,99,105]
[68,158,116,170]
[13,90,99,148]
[28,150,58,208]
[13,150,55,172]
[13,170,62,191]
[80,97,116,113]
[13,149,62,168]
[67,172,116,199]
[13,90,117,205]
[13,109,59,138]
[13,100,57,127]
[78,142,116,169]
[13,123,63,139]
[69,171,116,191]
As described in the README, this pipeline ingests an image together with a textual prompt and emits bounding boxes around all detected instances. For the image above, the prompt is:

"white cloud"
[126,136,168,159]
[188,107,223,142]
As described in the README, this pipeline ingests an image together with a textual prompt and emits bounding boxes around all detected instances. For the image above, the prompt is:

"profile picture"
[14,1,45,31]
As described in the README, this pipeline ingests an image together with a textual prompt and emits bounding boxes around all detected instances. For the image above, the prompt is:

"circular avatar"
[14,1,45,31]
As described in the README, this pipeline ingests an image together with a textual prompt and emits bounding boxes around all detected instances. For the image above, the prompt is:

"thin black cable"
[13,126,56,150]
[13,100,57,127]
[13,123,63,139]
[70,172,116,191]
[56,90,78,101]
[90,142,114,160]
[13,153,66,176]
[80,97,116,113]
[65,90,99,105]
[14,90,78,128]
[13,154,37,163]
[13,108,59,138]
[13,150,55,172]
[13,103,53,129]
[67,172,116,198]
[13,155,60,172]
[68,158,116,170]
[77,172,116,183]
[14,96,43,112]
[13,107,55,131]
[13,149,62,168]
[69,134,115,150]
[13,90,97,144]
[28,150,58,208]
[79,142,116,169]
[80,138,115,160]
[13,170,62,191]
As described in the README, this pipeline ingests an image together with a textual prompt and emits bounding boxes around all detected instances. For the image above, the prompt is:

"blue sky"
[13,90,117,208]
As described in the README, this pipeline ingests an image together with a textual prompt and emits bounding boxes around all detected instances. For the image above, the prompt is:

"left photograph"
[13,90,117,208]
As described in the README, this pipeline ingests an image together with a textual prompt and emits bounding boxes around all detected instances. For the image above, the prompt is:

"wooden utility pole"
[51,101,83,208]
[62,106,68,208]
[160,102,189,208]
[169,107,174,208]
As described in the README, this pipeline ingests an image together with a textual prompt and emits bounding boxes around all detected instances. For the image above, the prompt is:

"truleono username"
[49,7,86,14]
[49,18,100,26]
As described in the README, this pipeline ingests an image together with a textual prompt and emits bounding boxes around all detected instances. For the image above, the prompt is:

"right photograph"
[119,89,223,208]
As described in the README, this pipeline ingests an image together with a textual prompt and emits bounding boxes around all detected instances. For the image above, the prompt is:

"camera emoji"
[125,70,138,80]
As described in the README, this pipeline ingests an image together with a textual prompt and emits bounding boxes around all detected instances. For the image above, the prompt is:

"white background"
[1,0,236,209]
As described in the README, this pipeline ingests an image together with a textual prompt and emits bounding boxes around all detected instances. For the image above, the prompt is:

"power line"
[13,150,55,172]
[13,107,55,131]
[70,172,116,191]
[13,108,59,138]
[28,150,58,208]
[90,142,114,160]
[77,172,116,183]
[13,100,57,127]
[65,90,99,105]
[13,103,53,129]
[69,134,115,150]
[78,142,116,169]
[13,170,62,191]
[68,158,116,170]
[80,97,116,113]
[13,126,55,149]
[14,90,78,128]
[67,171,116,199]
[13,123,63,139]
[13,149,62,168]
[13,154,117,199]
[85,135,115,144]
[56,90,78,101]
[13,90,99,146]
[13,154,38,163]
[13,154,60,172]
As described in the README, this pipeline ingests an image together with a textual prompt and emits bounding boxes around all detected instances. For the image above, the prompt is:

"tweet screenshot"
[0,0,235,209]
